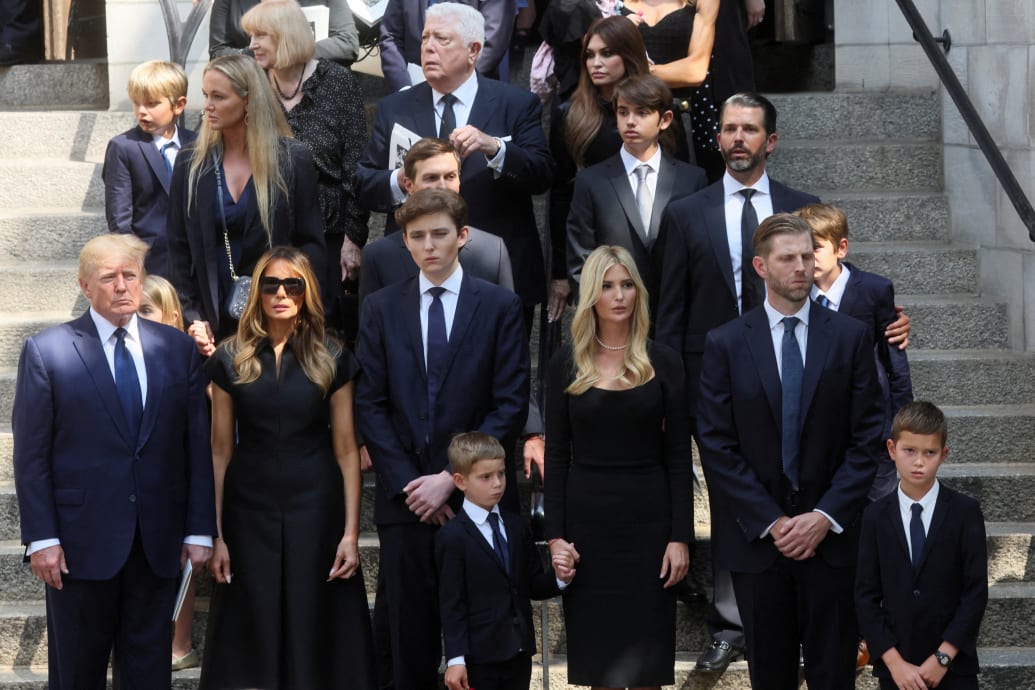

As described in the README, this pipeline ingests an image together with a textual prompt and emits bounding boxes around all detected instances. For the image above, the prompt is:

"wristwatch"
[934,651,951,667]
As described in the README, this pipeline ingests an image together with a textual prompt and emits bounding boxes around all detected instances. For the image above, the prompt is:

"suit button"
[418,413,426,420]
[512,617,519,626]
[913,589,920,598]
[129,494,136,502]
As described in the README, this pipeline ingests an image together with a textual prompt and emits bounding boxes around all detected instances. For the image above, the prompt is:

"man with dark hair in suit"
[696,213,885,689]
[355,1,554,333]
[355,188,529,690]
[13,233,215,689]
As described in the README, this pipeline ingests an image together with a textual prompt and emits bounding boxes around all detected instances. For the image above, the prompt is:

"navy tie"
[487,512,510,574]
[439,94,457,139]
[781,317,803,488]
[816,294,832,309]
[426,287,448,410]
[910,503,926,570]
[160,141,176,177]
[739,189,762,311]
[114,327,143,438]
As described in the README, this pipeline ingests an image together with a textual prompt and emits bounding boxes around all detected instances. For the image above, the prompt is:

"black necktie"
[910,503,926,570]
[426,287,448,410]
[740,188,761,311]
[780,317,802,488]
[114,327,143,437]
[816,294,832,309]
[439,94,457,139]
[487,512,510,574]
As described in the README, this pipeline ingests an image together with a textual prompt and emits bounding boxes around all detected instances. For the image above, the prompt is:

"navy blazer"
[12,312,216,580]
[102,125,198,277]
[354,271,530,524]
[354,75,554,305]
[166,138,325,339]
[566,150,707,310]
[856,485,987,679]
[655,178,819,414]
[696,302,885,573]
[435,507,558,664]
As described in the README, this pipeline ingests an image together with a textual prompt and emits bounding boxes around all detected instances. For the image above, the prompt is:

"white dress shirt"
[418,264,463,366]
[898,480,939,559]
[152,126,182,171]
[723,171,775,313]
[810,264,851,311]
[620,146,661,237]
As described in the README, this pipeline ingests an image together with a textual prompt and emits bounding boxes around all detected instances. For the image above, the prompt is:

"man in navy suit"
[12,233,215,689]
[355,1,554,330]
[355,188,529,689]
[696,213,885,690]
[102,60,197,278]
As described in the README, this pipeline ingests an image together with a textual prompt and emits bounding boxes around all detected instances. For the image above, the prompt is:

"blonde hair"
[796,203,848,246]
[226,246,340,394]
[240,0,316,69]
[188,55,293,242]
[566,246,653,395]
[448,432,505,476]
[78,233,149,281]
[126,60,188,105]
[142,275,185,330]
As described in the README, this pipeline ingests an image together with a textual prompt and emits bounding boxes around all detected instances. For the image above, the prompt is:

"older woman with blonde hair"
[545,245,692,689]
[167,54,325,352]
[200,245,376,689]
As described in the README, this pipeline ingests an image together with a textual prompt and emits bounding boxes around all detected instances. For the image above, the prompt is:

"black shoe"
[0,43,38,66]
[673,575,706,605]
[696,640,743,672]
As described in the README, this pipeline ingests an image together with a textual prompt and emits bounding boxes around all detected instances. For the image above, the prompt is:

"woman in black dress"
[201,246,376,689]
[546,245,692,688]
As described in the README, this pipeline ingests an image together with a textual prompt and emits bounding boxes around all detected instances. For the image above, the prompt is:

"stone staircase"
[1,88,1034,688]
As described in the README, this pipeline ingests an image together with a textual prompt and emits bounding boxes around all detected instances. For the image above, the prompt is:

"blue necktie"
[816,294,832,309]
[114,327,143,438]
[910,503,926,570]
[426,287,448,410]
[160,141,176,177]
[438,94,457,139]
[781,317,803,488]
[487,512,510,574]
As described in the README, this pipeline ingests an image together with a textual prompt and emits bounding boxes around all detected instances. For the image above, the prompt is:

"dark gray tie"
[781,316,803,488]
[438,94,457,139]
[426,286,447,410]
[634,163,653,240]
[487,512,510,574]
[910,503,926,571]
[740,188,761,311]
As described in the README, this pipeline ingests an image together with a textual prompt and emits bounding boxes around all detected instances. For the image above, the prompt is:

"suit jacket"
[378,0,515,92]
[12,312,216,580]
[167,137,325,339]
[435,507,558,664]
[696,302,885,573]
[856,486,987,678]
[355,271,529,524]
[566,150,707,309]
[354,75,554,305]
[655,178,820,415]
[102,125,198,277]
[358,225,514,304]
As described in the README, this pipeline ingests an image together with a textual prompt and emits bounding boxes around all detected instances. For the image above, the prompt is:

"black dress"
[200,340,376,690]
[544,343,693,687]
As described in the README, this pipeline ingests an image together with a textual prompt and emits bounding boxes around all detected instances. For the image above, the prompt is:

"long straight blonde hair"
[188,55,293,243]
[566,246,653,395]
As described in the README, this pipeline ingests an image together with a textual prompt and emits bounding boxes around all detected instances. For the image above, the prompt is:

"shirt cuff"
[446,656,465,668]
[184,535,214,548]
[814,509,842,534]
[486,139,506,176]
[761,519,779,539]
[390,167,407,206]
[556,578,569,590]
[27,538,60,556]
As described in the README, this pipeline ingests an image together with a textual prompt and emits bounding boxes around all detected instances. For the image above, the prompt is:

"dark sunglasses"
[259,276,306,296]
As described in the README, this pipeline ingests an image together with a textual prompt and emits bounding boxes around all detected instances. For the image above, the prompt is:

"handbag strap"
[212,152,239,282]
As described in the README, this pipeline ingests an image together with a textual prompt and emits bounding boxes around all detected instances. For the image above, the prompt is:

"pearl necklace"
[595,334,628,351]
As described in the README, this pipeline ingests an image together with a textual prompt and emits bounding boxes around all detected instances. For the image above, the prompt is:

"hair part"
[567,245,653,395]
[720,92,778,137]
[891,400,948,448]
[425,2,485,46]
[448,432,505,476]
[127,60,188,105]
[395,188,467,235]
[402,138,461,181]
[78,233,149,281]
[796,203,849,246]
[142,274,185,330]
[753,212,813,259]
[240,0,316,68]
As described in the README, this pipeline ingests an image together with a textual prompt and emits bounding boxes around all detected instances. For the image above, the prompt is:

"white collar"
[619,146,662,177]
[431,71,479,110]
[90,308,141,344]
[152,126,181,149]
[463,497,502,525]
[418,262,464,296]
[897,479,940,515]
[763,298,810,331]
[723,169,771,198]
[811,263,851,307]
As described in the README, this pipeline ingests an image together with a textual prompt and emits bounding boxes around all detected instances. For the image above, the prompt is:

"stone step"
[0,369,12,425]
[0,210,105,263]
[767,90,940,142]
[909,350,1035,406]
[941,464,1035,523]
[895,295,1008,351]
[0,160,103,209]
[943,405,1035,466]
[0,314,72,368]
[0,62,109,110]
[847,241,978,294]
[821,192,949,243]
[0,112,134,162]
[767,140,943,193]
[0,264,85,316]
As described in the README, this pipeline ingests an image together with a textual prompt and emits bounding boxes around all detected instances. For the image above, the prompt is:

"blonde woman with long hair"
[167,54,326,353]
[545,245,692,689]
[201,246,376,689]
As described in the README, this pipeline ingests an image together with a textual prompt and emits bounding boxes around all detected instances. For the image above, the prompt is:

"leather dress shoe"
[696,640,743,672]
[0,43,39,66]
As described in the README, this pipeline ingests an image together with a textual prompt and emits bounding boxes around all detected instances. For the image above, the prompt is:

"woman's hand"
[547,279,570,323]
[744,0,765,28]
[209,538,233,584]
[549,538,580,582]
[328,535,360,580]
[340,236,362,283]
[660,541,690,588]
[188,320,216,357]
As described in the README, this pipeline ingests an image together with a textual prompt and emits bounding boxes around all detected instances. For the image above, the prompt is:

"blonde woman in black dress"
[546,245,692,688]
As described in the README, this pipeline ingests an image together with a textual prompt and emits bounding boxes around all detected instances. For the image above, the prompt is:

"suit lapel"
[70,313,135,447]
[649,155,677,246]
[441,274,479,379]
[605,156,648,248]
[918,487,952,573]
[704,186,738,303]
[460,508,508,576]
[136,323,165,450]
[404,278,428,381]
[412,84,438,138]
[465,76,498,136]
[137,135,170,192]
[837,262,863,315]
[744,308,781,425]
[884,494,912,566]
[800,302,832,423]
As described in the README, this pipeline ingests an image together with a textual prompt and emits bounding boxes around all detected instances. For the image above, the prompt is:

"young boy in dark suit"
[436,432,575,690]
[102,60,197,278]
[856,401,988,690]
[799,203,914,501]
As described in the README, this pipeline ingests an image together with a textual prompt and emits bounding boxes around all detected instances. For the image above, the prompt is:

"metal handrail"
[893,0,1035,241]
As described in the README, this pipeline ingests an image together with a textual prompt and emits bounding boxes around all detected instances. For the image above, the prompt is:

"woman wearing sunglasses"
[200,246,376,689]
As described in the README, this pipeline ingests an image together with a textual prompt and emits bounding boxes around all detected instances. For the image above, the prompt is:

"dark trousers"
[45,532,178,690]
[376,522,442,690]
[468,653,532,690]
[0,0,41,51]
[732,556,857,690]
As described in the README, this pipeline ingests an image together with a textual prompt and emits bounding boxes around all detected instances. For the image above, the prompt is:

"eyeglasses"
[259,276,305,296]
